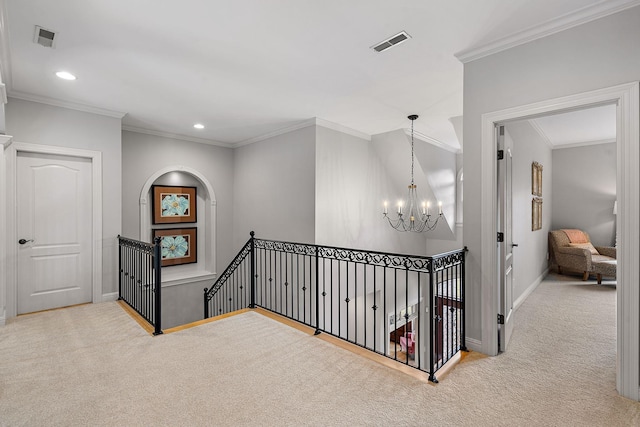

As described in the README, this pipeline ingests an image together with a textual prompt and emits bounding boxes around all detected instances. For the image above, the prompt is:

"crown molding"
[235,117,371,147]
[455,0,640,63]
[8,90,126,118]
[528,117,616,150]
[122,125,232,148]
[0,134,13,148]
[314,118,371,141]
[0,0,12,91]
[527,119,554,149]
[405,129,461,154]
[551,137,616,150]
[235,118,317,147]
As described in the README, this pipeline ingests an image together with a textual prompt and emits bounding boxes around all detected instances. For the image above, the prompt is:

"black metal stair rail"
[118,235,162,335]
[203,231,467,382]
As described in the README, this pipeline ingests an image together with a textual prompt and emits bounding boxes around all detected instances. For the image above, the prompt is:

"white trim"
[550,138,617,150]
[480,82,639,401]
[527,119,553,149]
[122,125,232,148]
[513,268,548,311]
[3,141,103,320]
[407,129,460,153]
[236,119,317,147]
[237,117,372,147]
[0,135,12,327]
[0,0,12,91]
[0,134,11,149]
[465,337,482,353]
[315,118,371,141]
[125,117,373,149]
[140,165,217,279]
[7,91,125,119]
[162,272,216,288]
[455,0,640,63]
[0,82,7,104]
[101,292,119,302]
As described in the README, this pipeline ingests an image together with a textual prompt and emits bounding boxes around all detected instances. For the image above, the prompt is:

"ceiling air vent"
[34,26,57,48]
[371,31,411,53]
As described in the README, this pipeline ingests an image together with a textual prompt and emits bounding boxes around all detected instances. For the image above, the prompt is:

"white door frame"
[2,141,103,320]
[479,82,639,400]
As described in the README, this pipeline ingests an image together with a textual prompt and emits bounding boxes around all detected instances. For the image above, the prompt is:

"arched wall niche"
[140,165,217,285]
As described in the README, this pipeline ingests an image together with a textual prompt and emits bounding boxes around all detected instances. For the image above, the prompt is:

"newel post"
[249,231,256,308]
[153,236,163,335]
[460,247,468,352]
[314,245,321,335]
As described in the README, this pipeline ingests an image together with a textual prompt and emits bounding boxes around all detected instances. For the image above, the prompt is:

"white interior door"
[497,125,515,352]
[17,152,93,314]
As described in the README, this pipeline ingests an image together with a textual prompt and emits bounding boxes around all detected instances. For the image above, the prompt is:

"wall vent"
[371,31,411,53]
[34,26,56,48]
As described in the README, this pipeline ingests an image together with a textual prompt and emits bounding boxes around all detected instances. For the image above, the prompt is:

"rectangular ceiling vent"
[34,25,57,48]
[371,31,411,53]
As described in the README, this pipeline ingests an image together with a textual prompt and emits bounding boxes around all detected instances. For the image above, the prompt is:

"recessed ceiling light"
[193,124,205,129]
[56,71,76,80]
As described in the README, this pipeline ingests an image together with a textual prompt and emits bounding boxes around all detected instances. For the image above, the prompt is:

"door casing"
[3,141,102,320]
[478,82,639,400]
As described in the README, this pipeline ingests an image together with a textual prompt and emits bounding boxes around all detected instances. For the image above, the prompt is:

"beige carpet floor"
[1,273,639,426]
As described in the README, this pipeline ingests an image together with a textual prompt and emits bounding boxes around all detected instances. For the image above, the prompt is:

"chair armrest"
[595,246,616,258]
[555,247,592,271]
[556,246,591,257]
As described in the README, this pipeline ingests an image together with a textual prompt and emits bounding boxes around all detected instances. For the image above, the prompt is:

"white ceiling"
[529,104,617,148]
[0,0,634,148]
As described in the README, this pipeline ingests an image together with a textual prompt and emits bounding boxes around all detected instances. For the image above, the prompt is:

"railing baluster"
[198,234,465,382]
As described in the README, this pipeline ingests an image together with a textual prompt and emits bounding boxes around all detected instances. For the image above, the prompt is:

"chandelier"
[383,114,442,232]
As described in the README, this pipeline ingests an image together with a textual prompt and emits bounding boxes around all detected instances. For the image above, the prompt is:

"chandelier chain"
[410,118,415,185]
[382,114,442,232]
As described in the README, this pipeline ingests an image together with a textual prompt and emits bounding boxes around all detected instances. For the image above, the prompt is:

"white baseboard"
[101,292,119,302]
[514,268,549,311]
[465,337,482,353]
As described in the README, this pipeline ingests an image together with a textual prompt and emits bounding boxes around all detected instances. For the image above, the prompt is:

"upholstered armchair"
[548,229,616,284]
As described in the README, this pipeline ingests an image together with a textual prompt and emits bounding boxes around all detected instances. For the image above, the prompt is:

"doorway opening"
[480,82,639,400]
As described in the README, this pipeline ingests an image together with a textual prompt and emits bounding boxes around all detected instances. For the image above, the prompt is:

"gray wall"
[463,7,640,343]
[505,121,552,304]
[121,130,235,328]
[315,126,426,255]
[233,126,316,249]
[552,143,616,247]
[6,98,122,296]
[121,130,235,267]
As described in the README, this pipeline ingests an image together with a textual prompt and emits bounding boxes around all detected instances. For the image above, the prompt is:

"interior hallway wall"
[462,6,640,347]
[551,142,616,246]
[233,126,316,250]
[505,121,552,305]
[315,126,426,255]
[121,130,235,328]
[5,97,122,297]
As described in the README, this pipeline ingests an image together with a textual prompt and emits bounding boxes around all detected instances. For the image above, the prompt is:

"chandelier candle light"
[383,114,442,232]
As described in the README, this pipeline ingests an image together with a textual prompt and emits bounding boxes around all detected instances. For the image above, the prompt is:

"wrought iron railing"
[204,232,467,382]
[118,236,162,335]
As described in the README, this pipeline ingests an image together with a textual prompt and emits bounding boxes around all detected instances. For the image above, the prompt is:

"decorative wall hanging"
[532,197,543,231]
[152,185,197,224]
[153,228,197,266]
[531,162,543,196]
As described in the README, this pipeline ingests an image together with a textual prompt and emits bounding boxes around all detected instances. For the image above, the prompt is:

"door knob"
[18,239,34,245]
[512,243,519,247]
